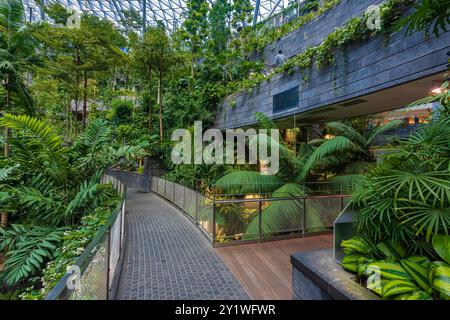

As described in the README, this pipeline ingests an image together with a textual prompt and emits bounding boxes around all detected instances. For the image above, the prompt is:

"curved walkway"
[116,189,249,300]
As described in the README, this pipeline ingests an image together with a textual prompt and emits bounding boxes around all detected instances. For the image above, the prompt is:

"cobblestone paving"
[116,189,249,300]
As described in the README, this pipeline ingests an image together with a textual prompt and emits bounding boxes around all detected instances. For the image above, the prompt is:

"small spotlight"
[431,87,442,94]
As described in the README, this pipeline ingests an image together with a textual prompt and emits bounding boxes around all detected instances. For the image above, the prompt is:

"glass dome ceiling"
[22,0,294,32]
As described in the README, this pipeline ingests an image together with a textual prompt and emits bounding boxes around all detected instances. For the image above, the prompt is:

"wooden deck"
[216,234,333,300]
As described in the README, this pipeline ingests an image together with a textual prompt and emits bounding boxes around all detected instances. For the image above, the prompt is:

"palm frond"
[374,170,450,204]
[111,145,146,161]
[245,183,306,238]
[250,131,299,173]
[0,114,66,156]
[13,185,64,225]
[398,201,450,241]
[74,118,111,152]
[300,136,363,180]
[328,174,365,192]
[254,111,277,130]
[0,224,66,286]
[325,121,365,146]
[0,163,19,181]
[214,170,285,194]
[65,177,100,222]
[366,120,404,147]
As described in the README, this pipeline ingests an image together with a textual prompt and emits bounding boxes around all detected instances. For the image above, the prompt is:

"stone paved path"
[116,189,249,300]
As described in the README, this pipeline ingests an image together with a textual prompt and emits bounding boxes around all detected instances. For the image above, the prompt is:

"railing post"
[258,200,262,242]
[195,184,199,226]
[302,198,306,236]
[106,230,111,300]
[212,187,216,247]
[183,186,186,212]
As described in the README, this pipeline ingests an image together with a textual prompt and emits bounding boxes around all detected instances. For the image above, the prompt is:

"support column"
[252,0,260,26]
[142,0,147,34]
[39,0,46,21]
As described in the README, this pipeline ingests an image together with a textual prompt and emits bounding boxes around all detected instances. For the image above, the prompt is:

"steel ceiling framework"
[21,0,293,33]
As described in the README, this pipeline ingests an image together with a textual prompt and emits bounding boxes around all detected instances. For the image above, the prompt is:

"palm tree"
[299,119,404,183]
[214,113,405,240]
[213,112,324,239]
[0,0,36,114]
[350,110,450,256]
[0,1,36,225]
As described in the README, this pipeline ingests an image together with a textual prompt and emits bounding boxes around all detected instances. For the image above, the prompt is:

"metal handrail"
[213,194,348,204]
[45,174,127,300]
[152,176,349,247]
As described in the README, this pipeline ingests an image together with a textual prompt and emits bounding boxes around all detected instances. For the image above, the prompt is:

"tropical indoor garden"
[0,0,449,302]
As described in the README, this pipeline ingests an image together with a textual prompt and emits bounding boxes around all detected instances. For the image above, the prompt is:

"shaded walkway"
[116,189,249,300]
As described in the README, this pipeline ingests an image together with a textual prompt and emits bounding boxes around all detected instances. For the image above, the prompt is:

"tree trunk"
[66,99,71,144]
[147,66,152,133]
[5,75,11,109]
[0,212,8,228]
[74,68,80,139]
[74,100,78,140]
[157,72,163,142]
[4,127,10,157]
[2,126,10,228]
[82,70,88,128]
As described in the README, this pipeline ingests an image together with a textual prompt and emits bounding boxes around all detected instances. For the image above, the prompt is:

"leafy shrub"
[350,113,450,250]
[341,234,450,300]
[110,99,134,125]
[19,194,120,300]
[0,225,68,286]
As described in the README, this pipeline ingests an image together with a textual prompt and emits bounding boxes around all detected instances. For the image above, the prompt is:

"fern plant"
[0,225,67,286]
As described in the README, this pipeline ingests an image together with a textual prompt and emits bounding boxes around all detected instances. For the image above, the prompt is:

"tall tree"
[32,9,126,132]
[0,0,36,115]
[180,0,209,77]
[134,27,183,141]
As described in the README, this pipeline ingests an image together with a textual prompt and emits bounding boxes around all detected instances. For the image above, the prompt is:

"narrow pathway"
[116,189,249,300]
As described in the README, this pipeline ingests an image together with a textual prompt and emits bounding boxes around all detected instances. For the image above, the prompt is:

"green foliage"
[245,183,306,239]
[0,225,67,286]
[43,3,71,24]
[396,0,450,37]
[341,235,377,256]
[214,171,285,194]
[0,115,142,229]
[110,99,134,125]
[0,0,36,114]
[350,109,450,247]
[341,234,450,300]
[433,234,450,264]
[227,0,414,95]
[400,258,432,293]
[382,279,418,297]
[299,120,403,181]
[20,197,120,299]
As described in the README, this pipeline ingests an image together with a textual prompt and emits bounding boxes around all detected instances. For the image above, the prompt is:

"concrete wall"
[215,0,450,129]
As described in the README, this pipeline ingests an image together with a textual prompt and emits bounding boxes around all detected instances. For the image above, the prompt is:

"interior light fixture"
[430,80,443,94]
